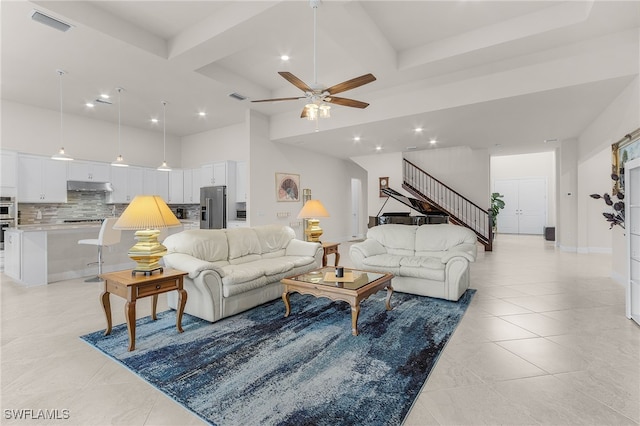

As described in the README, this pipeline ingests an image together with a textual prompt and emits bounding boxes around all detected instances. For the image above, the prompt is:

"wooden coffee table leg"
[101,290,112,336]
[282,290,291,317]
[176,288,187,333]
[125,301,136,351]
[351,303,361,336]
[385,285,394,311]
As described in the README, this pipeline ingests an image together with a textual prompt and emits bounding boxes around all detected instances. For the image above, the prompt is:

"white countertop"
[10,223,103,232]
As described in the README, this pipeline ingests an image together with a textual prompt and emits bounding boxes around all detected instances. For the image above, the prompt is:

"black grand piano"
[369,188,448,227]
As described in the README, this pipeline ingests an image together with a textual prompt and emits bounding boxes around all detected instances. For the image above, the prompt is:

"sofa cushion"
[253,224,296,254]
[226,228,262,260]
[415,224,477,253]
[399,257,445,281]
[367,224,417,256]
[164,229,228,262]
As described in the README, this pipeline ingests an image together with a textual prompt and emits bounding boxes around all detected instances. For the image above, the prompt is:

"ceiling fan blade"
[326,73,376,95]
[251,96,305,103]
[325,96,369,109]
[279,72,313,93]
[300,107,308,118]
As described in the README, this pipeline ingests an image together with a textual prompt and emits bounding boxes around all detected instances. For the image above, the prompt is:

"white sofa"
[162,225,322,322]
[349,224,477,301]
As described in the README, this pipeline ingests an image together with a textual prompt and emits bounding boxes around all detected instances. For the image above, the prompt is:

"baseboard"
[577,246,613,254]
[557,244,577,252]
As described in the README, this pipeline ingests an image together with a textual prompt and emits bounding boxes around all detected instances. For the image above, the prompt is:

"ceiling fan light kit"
[252,0,375,121]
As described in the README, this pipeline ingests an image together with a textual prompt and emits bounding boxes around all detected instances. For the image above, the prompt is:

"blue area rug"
[81,289,475,425]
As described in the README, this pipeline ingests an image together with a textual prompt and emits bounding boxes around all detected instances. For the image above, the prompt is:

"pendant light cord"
[313,3,317,86]
[117,88,122,155]
[58,70,64,147]
[162,101,167,163]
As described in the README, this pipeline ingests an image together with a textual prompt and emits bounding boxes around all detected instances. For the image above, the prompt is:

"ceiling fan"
[251,0,376,119]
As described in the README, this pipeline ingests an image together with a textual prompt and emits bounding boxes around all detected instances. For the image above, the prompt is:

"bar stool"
[78,217,121,282]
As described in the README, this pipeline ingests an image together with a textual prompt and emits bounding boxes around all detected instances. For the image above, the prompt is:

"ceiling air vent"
[228,92,247,101]
[31,10,72,32]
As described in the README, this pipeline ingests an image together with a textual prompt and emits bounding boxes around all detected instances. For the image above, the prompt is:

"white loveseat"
[349,224,477,301]
[162,225,322,322]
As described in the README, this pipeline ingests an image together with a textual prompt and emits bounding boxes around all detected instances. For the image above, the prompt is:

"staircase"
[400,159,493,251]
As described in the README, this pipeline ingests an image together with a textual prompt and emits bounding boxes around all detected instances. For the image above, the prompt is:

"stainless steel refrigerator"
[200,186,226,229]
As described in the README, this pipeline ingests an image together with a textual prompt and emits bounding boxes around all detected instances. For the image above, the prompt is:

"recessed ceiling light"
[85,102,94,108]
[198,111,207,117]
[414,127,423,133]
[353,136,360,142]
[430,139,437,144]
[281,55,290,61]
[151,118,159,123]
[100,94,110,99]
[375,146,382,151]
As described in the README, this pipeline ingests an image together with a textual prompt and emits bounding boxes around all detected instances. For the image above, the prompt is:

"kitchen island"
[4,223,183,286]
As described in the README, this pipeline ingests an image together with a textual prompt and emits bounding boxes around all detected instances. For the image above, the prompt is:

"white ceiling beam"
[31,1,167,58]
[399,1,594,71]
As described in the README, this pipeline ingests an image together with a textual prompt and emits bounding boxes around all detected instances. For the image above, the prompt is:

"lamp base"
[127,229,167,273]
[304,219,323,242]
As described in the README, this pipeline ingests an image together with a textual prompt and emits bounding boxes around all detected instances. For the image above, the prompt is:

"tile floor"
[1,234,638,425]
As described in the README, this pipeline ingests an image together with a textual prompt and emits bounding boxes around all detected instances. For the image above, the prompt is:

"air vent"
[228,92,247,101]
[95,98,112,105]
[31,10,72,32]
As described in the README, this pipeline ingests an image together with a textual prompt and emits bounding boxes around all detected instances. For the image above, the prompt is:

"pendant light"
[111,87,128,167]
[157,101,171,171]
[51,69,73,161]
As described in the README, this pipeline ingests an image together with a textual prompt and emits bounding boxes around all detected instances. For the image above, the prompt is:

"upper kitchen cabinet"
[109,166,143,203]
[68,160,110,182]
[182,169,199,204]
[201,161,236,187]
[144,168,169,201]
[1,150,18,197]
[18,154,67,203]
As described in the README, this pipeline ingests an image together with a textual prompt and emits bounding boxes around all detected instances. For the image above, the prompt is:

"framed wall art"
[612,127,640,194]
[379,177,389,197]
[276,173,300,202]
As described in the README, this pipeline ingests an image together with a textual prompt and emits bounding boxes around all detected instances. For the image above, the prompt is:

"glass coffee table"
[281,267,394,336]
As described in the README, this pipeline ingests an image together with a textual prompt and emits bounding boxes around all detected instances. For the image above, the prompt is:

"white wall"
[573,76,640,282]
[491,151,556,226]
[248,110,367,242]
[405,147,490,208]
[351,152,406,217]
[180,122,248,168]
[1,100,181,168]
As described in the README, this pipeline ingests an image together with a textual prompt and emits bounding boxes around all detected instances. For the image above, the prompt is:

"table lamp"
[113,195,181,275]
[297,199,329,242]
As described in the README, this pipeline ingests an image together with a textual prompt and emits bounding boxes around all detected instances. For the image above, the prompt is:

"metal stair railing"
[402,159,493,250]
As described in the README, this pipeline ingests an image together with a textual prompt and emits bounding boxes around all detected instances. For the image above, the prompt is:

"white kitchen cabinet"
[236,161,247,202]
[4,229,21,280]
[626,157,640,326]
[68,160,110,182]
[144,168,169,201]
[168,170,184,204]
[1,150,18,196]
[201,161,233,187]
[109,166,143,203]
[227,221,248,228]
[4,229,47,285]
[183,169,199,204]
[18,155,67,203]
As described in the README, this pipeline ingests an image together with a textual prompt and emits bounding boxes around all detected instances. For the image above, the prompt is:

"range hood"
[67,180,113,192]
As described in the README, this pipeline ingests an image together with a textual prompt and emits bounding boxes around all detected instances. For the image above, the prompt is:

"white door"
[626,157,640,325]
[494,178,546,235]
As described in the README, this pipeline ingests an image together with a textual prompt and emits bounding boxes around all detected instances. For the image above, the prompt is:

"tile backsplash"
[18,192,199,225]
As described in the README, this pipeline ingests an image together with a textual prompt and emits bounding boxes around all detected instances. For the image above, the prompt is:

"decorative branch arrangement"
[590,173,625,229]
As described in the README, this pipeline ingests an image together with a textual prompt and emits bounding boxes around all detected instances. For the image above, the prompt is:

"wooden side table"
[100,269,188,351]
[321,242,340,267]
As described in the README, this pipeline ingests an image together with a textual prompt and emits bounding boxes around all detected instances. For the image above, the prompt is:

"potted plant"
[490,192,505,232]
